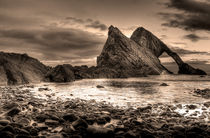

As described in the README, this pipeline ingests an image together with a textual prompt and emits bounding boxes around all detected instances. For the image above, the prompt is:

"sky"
[0,0,210,74]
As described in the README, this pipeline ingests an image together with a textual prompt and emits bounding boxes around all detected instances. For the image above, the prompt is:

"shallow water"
[28,75,210,108]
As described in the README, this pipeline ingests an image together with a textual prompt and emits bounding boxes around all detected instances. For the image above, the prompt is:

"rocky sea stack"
[97,25,206,77]
[97,25,171,77]
[130,27,207,75]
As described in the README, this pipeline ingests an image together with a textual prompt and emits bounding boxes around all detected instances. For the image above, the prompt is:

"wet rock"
[52,126,63,133]
[15,128,30,135]
[63,113,78,122]
[9,122,23,128]
[29,128,39,136]
[173,125,185,131]
[36,114,49,122]
[87,125,114,138]
[194,89,210,99]
[15,134,31,138]
[3,103,20,110]
[203,101,210,107]
[96,85,104,88]
[124,130,137,138]
[45,119,59,126]
[137,105,152,112]
[72,119,88,129]
[96,117,107,125]
[38,87,50,91]
[48,134,63,138]
[0,120,10,126]
[1,125,15,134]
[186,104,197,110]
[0,131,14,138]
[140,129,155,138]
[16,118,30,126]
[7,107,21,116]
[160,83,168,86]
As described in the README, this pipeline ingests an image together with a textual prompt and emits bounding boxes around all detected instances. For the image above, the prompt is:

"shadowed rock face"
[45,64,75,82]
[130,27,207,75]
[0,52,49,85]
[97,26,171,77]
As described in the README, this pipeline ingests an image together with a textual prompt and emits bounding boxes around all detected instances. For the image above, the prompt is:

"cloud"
[159,0,210,31]
[0,27,105,65]
[65,17,108,31]
[184,33,208,42]
[85,20,107,31]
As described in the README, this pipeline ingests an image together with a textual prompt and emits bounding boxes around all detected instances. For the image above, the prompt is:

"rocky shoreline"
[0,85,209,138]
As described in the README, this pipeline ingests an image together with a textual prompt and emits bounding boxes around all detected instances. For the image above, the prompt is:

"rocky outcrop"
[45,64,75,82]
[0,52,49,85]
[131,27,207,75]
[97,26,171,77]
[46,64,120,82]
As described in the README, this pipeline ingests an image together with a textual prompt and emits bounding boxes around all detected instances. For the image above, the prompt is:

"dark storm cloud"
[160,47,210,57]
[184,34,208,42]
[0,28,105,61]
[160,0,210,31]
[65,17,108,31]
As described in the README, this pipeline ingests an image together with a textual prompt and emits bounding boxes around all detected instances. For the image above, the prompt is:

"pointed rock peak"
[108,25,122,36]
[136,26,147,31]
[132,26,152,37]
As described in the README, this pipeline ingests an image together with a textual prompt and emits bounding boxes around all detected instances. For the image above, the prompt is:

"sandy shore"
[0,85,209,138]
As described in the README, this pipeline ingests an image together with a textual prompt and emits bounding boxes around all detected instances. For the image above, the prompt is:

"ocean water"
[30,75,210,108]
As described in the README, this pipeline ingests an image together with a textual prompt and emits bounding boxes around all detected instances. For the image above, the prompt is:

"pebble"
[63,113,78,122]
[160,83,169,86]
[7,107,21,116]
[0,86,208,138]
[72,119,88,129]
[96,85,105,88]
[0,120,10,126]
[45,119,59,126]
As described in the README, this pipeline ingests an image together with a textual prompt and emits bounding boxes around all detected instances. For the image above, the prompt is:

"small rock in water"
[203,101,210,107]
[160,83,169,86]
[96,85,104,88]
[186,104,197,110]
[38,87,50,91]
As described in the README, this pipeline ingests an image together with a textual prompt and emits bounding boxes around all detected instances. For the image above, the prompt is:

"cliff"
[0,52,49,85]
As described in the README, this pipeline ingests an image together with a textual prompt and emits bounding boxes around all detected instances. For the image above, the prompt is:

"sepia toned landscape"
[0,0,209,138]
